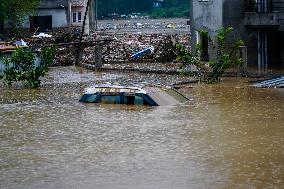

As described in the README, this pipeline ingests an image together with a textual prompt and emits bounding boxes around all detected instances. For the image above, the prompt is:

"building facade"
[190,0,284,71]
[22,0,92,33]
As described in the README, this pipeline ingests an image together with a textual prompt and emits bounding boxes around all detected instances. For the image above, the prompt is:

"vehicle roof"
[84,84,147,94]
[83,84,188,106]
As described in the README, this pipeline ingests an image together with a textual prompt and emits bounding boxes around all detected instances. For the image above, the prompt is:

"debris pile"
[97,20,190,31]
[82,32,190,65]
[1,24,191,71]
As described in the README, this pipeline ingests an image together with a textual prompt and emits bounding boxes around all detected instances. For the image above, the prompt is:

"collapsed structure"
[190,0,284,72]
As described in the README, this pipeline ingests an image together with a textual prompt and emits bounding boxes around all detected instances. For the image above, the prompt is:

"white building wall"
[22,9,68,28]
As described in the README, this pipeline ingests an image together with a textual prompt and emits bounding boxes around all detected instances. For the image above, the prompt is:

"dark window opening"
[30,16,52,32]
[79,94,98,103]
[78,12,82,22]
[0,18,4,33]
[99,95,121,104]
[201,33,209,61]
[123,95,150,105]
[73,13,77,23]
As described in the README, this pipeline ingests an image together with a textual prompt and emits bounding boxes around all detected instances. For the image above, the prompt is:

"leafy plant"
[0,47,56,88]
[178,27,244,83]
[0,0,39,33]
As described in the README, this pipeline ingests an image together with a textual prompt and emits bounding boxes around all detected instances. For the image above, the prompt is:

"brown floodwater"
[0,67,283,189]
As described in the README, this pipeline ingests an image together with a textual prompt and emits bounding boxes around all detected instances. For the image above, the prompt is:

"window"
[72,11,82,23]
[134,96,144,105]
[78,12,82,23]
[123,95,150,105]
[79,94,98,103]
[73,12,77,23]
[99,95,121,104]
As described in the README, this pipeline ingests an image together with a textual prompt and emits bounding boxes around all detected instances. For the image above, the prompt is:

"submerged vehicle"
[79,84,188,106]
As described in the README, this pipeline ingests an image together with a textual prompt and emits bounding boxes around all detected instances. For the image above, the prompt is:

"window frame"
[72,11,83,23]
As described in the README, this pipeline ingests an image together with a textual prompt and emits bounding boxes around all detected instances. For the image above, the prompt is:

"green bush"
[177,27,244,83]
[0,47,56,88]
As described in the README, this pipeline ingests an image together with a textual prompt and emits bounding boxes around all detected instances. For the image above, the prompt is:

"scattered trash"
[0,19,191,68]
[32,33,52,38]
[130,47,153,59]
[15,39,28,47]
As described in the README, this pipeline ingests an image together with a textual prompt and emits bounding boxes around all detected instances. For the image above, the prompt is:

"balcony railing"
[247,0,284,13]
[244,12,280,27]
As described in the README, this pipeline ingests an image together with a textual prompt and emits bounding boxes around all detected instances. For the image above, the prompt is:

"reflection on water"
[0,68,283,189]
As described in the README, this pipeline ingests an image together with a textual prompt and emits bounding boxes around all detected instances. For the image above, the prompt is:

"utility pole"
[67,0,72,34]
[89,0,94,29]
[75,0,91,66]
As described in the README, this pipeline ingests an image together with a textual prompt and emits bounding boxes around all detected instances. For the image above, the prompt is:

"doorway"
[30,16,52,32]
[201,32,209,61]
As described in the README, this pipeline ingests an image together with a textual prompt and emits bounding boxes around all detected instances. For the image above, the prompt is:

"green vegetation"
[151,0,189,18]
[98,0,189,18]
[0,47,56,88]
[0,0,39,33]
[177,27,244,83]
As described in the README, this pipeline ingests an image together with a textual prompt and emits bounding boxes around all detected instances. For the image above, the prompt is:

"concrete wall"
[190,0,224,60]
[22,9,69,29]
[71,7,88,27]
[190,0,284,69]
[191,0,224,34]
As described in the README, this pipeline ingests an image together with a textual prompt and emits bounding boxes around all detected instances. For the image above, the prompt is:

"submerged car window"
[123,95,150,105]
[80,94,98,103]
[124,96,135,104]
[134,96,144,105]
[100,95,121,104]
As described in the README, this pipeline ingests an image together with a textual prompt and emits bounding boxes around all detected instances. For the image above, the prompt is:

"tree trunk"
[0,18,4,34]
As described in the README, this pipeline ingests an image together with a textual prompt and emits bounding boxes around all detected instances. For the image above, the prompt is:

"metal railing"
[248,0,284,12]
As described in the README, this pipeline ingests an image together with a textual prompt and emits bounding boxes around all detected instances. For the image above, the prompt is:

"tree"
[0,0,39,33]
[97,0,189,18]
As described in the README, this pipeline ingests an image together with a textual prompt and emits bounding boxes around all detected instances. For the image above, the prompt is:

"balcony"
[244,12,280,27]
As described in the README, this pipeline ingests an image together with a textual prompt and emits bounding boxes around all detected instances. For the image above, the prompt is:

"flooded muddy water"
[0,67,283,189]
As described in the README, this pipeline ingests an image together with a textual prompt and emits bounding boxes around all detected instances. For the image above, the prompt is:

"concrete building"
[22,0,92,33]
[190,0,284,71]
[70,0,90,31]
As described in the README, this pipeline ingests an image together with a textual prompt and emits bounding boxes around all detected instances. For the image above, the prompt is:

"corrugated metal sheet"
[253,76,284,88]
